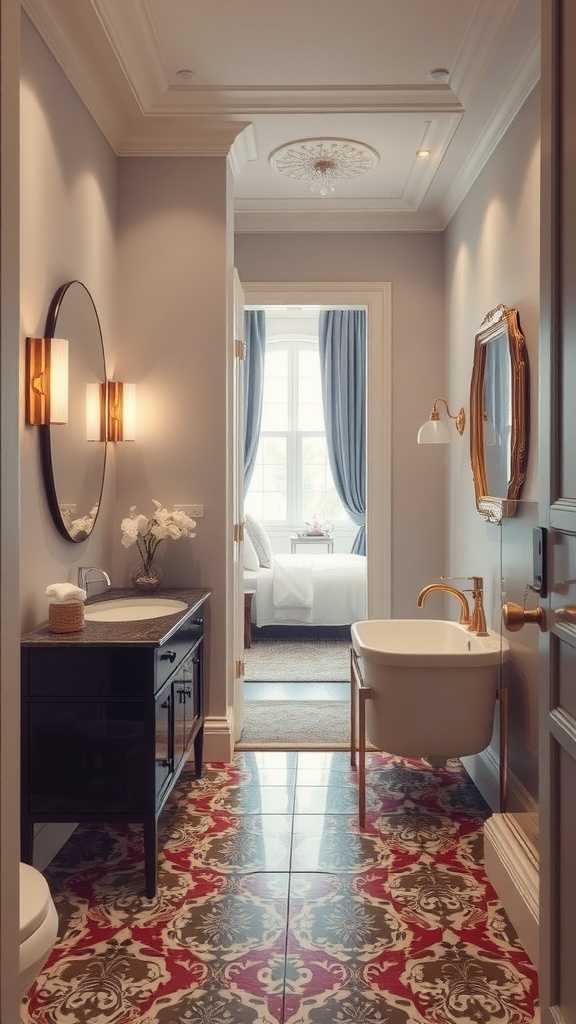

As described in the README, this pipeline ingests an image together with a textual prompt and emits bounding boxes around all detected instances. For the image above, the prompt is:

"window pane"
[245,433,287,521]
[261,349,289,430]
[301,435,349,522]
[298,348,325,431]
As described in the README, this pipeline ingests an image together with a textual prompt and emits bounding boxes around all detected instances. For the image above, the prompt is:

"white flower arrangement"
[121,500,196,577]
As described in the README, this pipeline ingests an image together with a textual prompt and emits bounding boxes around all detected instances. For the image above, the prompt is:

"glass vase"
[131,561,162,593]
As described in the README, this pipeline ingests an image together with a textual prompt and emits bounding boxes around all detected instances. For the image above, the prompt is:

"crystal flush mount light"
[269,137,380,198]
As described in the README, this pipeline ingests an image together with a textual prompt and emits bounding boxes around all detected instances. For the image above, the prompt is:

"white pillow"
[244,530,260,571]
[245,514,273,568]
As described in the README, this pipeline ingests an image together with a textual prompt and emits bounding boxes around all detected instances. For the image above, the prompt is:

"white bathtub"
[351,619,508,760]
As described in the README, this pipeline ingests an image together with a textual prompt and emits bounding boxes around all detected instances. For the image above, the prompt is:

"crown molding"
[22,0,129,150]
[235,209,445,233]
[440,40,540,226]
[450,0,521,104]
[149,84,464,117]
[117,119,255,166]
[90,0,168,111]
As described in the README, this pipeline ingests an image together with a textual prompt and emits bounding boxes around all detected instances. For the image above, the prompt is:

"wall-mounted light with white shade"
[25,337,69,425]
[417,398,465,445]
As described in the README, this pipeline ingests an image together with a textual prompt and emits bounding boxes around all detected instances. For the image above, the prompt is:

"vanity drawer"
[155,617,204,692]
[24,646,153,698]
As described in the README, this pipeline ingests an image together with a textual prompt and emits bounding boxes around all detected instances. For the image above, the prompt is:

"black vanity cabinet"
[21,589,210,897]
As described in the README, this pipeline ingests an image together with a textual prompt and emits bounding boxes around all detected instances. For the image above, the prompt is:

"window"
[246,336,350,526]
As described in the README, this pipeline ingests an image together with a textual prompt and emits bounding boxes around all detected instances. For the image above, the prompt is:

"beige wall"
[235,232,447,616]
[115,157,234,735]
[20,15,118,631]
[445,87,541,802]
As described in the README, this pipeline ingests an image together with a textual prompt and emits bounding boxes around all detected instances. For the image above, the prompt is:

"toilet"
[19,863,58,997]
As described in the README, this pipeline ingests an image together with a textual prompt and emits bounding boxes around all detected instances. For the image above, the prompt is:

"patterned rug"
[245,637,350,681]
[22,752,538,1023]
[240,701,350,745]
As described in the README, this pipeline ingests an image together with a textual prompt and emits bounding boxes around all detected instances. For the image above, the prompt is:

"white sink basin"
[85,598,187,622]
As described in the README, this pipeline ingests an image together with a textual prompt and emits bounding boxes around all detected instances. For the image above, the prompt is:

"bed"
[244,553,367,630]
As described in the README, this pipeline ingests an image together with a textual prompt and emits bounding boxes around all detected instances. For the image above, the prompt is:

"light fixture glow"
[417,398,465,446]
[122,383,137,442]
[106,380,136,442]
[86,382,106,441]
[26,336,69,425]
[416,149,431,159]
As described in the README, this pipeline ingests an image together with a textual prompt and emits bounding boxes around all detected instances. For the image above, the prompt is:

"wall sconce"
[417,398,465,445]
[26,337,69,425]
[107,381,136,442]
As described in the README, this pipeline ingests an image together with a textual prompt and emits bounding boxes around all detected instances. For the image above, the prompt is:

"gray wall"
[20,15,118,630]
[115,157,234,730]
[235,232,447,617]
[445,87,541,801]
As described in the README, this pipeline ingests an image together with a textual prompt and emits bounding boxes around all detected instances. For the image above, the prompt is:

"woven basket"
[48,601,85,634]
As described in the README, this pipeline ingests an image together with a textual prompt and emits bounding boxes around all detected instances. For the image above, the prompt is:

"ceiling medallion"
[269,137,380,198]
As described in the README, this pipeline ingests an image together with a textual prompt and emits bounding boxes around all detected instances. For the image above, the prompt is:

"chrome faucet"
[417,576,488,636]
[77,566,112,593]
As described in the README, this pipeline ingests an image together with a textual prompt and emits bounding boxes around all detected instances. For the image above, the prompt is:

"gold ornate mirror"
[470,304,529,522]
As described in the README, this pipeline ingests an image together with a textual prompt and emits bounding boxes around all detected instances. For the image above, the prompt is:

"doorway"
[232,282,392,748]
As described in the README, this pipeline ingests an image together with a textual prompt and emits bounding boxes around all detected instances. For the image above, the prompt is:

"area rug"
[22,752,538,1024]
[245,637,350,681]
[239,699,350,746]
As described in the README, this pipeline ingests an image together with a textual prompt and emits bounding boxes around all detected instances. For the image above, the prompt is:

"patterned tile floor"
[23,752,538,1024]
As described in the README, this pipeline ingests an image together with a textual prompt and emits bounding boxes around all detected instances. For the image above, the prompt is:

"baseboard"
[33,823,77,871]
[484,813,539,966]
[203,713,234,762]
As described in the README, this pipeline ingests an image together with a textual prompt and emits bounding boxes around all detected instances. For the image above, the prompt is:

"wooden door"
[232,270,246,742]
[540,4,576,1020]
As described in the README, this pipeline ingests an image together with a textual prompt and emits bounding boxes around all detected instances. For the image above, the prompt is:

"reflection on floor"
[23,752,538,1024]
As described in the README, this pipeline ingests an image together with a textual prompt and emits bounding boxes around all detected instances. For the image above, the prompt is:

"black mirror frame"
[41,280,108,543]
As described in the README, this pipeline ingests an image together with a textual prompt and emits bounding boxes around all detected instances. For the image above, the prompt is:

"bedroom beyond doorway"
[238,303,368,747]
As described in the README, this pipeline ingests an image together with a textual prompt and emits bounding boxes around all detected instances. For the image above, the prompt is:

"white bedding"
[245,554,367,627]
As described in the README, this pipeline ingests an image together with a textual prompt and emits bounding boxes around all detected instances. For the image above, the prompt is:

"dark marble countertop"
[21,588,211,648]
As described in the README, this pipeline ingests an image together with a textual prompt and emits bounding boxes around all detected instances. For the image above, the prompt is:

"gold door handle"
[502,601,546,632]
[555,606,576,625]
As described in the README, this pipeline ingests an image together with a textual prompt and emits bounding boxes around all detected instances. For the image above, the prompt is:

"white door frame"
[242,281,392,621]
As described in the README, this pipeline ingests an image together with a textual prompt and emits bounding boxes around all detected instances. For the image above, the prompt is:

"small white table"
[290,534,334,554]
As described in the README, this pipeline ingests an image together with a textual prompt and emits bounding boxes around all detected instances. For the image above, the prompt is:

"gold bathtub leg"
[350,648,357,768]
[358,683,373,830]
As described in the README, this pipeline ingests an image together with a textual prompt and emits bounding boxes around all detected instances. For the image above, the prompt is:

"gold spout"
[417,583,471,625]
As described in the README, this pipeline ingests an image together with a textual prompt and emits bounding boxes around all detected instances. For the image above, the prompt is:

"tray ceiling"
[22,0,540,230]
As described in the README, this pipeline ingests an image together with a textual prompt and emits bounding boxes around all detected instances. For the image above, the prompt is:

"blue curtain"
[319,310,367,555]
[243,310,266,489]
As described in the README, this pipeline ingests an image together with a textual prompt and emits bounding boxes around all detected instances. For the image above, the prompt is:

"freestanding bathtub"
[351,618,508,761]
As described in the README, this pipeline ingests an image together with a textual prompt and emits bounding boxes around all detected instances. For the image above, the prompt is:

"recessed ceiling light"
[176,68,196,80]
[429,67,450,83]
[416,149,431,159]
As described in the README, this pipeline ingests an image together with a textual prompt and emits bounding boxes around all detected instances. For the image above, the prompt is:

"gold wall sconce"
[26,337,69,425]
[106,381,136,442]
[417,397,465,445]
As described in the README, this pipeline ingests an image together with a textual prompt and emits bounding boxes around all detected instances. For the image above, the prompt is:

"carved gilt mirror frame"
[470,304,529,523]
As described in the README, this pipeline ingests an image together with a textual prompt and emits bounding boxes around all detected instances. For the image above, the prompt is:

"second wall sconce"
[107,381,136,442]
[417,397,465,445]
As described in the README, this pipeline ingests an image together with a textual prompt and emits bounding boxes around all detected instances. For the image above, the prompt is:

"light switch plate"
[174,503,204,518]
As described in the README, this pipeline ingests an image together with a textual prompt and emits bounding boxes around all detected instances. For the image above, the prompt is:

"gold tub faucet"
[417,576,488,636]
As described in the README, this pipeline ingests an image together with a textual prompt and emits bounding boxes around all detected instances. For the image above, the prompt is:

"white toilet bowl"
[19,863,58,997]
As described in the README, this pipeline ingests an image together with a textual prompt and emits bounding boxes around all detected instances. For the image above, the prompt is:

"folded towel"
[45,583,87,605]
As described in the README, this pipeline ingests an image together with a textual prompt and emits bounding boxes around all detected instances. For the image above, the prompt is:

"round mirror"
[42,280,107,542]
